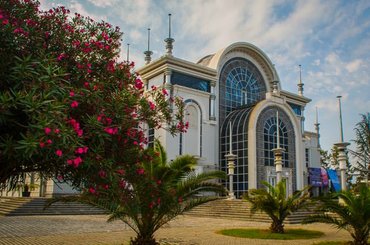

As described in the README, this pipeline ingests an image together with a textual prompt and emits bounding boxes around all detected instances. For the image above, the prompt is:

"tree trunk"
[270,220,285,234]
[130,234,158,245]
[353,229,369,245]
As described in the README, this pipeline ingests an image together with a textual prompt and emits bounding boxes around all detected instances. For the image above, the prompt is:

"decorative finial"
[164,13,175,56]
[298,64,304,96]
[126,43,130,62]
[315,107,321,149]
[144,28,153,64]
[337,95,344,142]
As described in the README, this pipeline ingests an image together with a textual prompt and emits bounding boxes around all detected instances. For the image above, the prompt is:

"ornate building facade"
[138,42,321,197]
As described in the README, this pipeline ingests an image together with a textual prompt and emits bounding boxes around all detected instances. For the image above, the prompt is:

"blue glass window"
[171,72,210,92]
[263,116,289,167]
[288,103,302,116]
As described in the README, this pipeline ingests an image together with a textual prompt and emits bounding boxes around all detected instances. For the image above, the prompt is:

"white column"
[210,81,216,120]
[334,142,350,191]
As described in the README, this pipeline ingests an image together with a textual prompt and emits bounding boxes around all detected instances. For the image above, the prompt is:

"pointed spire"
[144,28,153,64]
[297,64,304,96]
[126,43,130,62]
[315,107,321,149]
[164,13,175,56]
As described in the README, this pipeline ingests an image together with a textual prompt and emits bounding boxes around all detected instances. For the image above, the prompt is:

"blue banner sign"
[308,167,322,187]
[327,169,341,192]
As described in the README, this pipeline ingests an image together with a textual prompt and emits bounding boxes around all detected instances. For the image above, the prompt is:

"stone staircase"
[186,199,317,224]
[0,197,106,216]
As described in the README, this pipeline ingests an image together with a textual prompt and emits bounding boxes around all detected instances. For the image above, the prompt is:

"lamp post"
[335,96,350,191]
[272,110,285,183]
[225,121,236,199]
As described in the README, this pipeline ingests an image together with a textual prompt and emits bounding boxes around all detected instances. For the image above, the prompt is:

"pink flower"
[119,180,126,188]
[162,88,168,96]
[77,129,83,137]
[134,79,143,90]
[55,149,63,157]
[57,53,66,61]
[39,142,45,148]
[98,170,106,178]
[104,127,118,135]
[57,175,63,181]
[136,168,145,175]
[83,146,88,153]
[151,85,157,90]
[89,187,96,194]
[84,82,89,88]
[71,101,78,108]
[54,128,60,134]
[44,127,51,134]
[103,184,109,190]
[46,139,52,144]
[2,19,9,25]
[45,31,50,38]
[149,101,155,110]
[116,169,125,175]
[67,159,73,165]
[69,91,75,97]
[75,148,82,154]
[73,157,83,167]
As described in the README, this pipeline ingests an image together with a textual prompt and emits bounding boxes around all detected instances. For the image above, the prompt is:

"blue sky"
[40,0,370,155]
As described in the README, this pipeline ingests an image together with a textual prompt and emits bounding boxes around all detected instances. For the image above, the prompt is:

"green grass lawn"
[217,228,324,240]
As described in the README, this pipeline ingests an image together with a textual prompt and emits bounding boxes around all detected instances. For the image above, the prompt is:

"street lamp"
[334,96,350,191]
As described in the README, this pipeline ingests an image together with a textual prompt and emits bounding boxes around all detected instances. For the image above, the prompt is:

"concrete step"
[185,199,317,224]
[0,197,106,216]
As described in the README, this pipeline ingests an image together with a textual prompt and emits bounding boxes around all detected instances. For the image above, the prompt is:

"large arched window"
[218,57,266,197]
[219,58,266,124]
[256,106,296,190]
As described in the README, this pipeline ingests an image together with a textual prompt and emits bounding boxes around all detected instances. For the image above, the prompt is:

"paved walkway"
[0,214,351,245]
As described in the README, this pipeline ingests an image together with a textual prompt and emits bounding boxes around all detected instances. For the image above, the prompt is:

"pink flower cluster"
[75,146,88,154]
[104,127,118,135]
[67,156,83,168]
[68,118,83,137]
[176,121,189,133]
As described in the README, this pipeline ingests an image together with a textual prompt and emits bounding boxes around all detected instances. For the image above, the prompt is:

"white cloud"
[69,1,106,22]
[345,59,363,73]
[86,0,118,8]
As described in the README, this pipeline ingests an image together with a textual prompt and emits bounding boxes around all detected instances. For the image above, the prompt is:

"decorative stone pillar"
[272,148,284,183]
[334,142,350,191]
[225,153,236,199]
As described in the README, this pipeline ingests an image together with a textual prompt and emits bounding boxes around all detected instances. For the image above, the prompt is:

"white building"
[138,41,321,198]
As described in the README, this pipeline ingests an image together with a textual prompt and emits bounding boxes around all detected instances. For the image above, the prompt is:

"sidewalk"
[0,214,350,244]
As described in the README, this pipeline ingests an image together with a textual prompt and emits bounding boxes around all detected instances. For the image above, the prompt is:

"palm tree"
[49,140,226,245]
[303,184,370,245]
[350,113,370,182]
[244,180,311,233]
